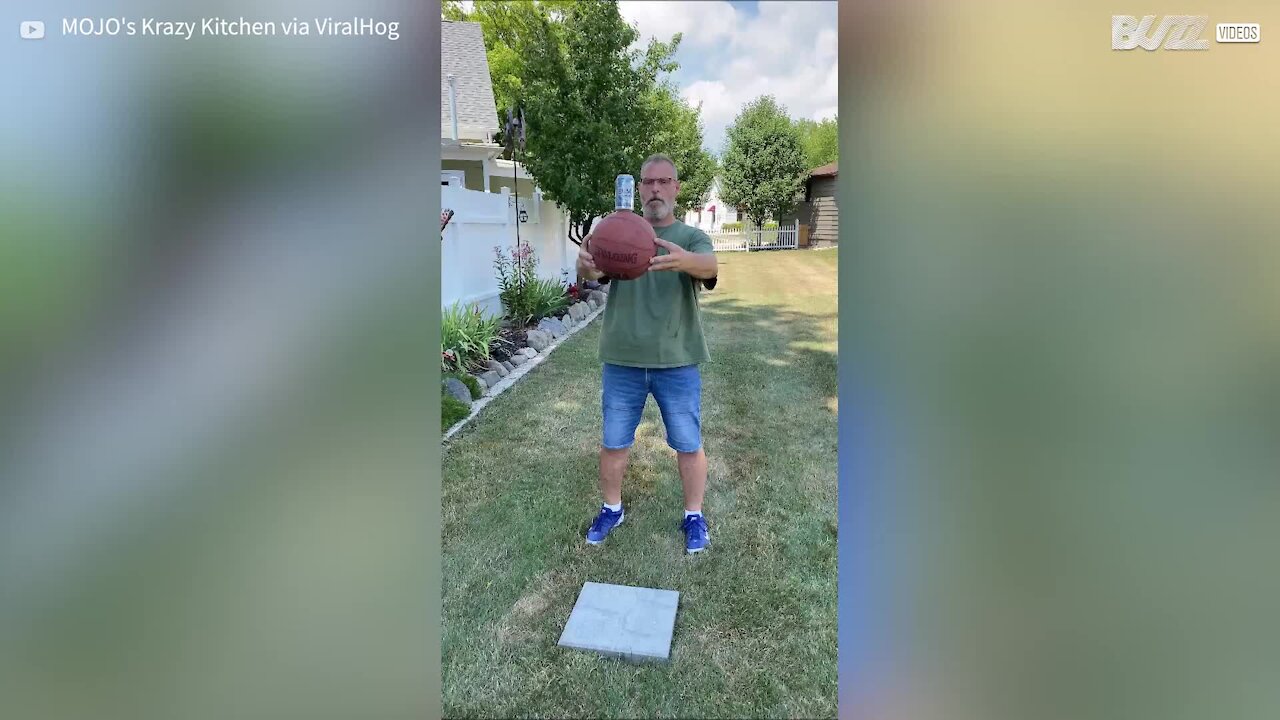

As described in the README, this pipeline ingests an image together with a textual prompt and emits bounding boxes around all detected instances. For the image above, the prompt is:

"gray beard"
[643,199,671,221]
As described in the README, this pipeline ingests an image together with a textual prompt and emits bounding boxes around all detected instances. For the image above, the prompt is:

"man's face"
[640,161,680,221]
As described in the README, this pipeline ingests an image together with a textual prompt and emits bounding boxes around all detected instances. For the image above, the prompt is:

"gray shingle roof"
[442,21,500,142]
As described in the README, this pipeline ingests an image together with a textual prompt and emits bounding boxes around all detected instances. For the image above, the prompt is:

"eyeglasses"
[639,177,675,188]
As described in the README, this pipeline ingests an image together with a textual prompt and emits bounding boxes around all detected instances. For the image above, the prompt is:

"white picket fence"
[709,221,799,251]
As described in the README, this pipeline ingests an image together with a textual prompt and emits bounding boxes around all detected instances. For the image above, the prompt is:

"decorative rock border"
[443,294,608,443]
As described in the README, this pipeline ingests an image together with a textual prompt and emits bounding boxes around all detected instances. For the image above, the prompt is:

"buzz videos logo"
[1113,15,1262,49]
[1113,15,1210,50]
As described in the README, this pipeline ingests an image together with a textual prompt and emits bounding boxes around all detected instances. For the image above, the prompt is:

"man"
[576,154,719,554]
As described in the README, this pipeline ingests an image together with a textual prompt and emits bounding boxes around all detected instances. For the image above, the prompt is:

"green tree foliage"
[794,116,838,170]
[720,96,808,227]
[446,0,711,244]
[442,1,569,133]
[645,84,716,218]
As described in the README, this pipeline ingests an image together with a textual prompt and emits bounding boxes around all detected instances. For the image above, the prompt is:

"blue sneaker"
[586,506,624,544]
[682,514,710,554]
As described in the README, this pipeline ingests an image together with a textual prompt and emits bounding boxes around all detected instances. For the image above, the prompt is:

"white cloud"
[813,106,838,121]
[619,1,738,49]
[621,1,838,155]
[681,80,736,127]
[816,28,838,64]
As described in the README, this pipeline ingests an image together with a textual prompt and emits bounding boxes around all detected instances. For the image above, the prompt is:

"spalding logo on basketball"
[589,211,657,280]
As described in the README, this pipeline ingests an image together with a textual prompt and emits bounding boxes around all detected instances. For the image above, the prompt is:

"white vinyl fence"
[441,185,574,318]
[709,220,799,251]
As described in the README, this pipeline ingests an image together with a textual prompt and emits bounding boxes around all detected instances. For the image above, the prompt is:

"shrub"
[442,386,469,429]
[723,220,779,232]
[494,244,568,326]
[442,302,501,372]
[494,243,538,325]
[444,372,483,400]
[526,277,571,321]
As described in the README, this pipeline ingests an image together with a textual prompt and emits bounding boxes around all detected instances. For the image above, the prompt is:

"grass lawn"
[442,249,838,719]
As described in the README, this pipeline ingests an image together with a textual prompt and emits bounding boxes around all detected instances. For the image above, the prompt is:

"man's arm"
[577,235,604,281]
[649,236,719,280]
[678,249,719,280]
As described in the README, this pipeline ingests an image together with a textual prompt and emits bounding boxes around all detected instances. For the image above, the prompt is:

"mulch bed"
[489,326,527,363]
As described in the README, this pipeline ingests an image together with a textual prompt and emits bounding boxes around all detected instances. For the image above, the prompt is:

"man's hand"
[577,236,603,280]
[649,238,719,279]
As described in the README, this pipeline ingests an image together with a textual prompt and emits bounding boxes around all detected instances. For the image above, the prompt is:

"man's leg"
[676,448,707,512]
[651,365,710,553]
[599,447,631,506]
[587,364,646,544]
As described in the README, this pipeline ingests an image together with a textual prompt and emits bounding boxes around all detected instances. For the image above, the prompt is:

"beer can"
[615,174,635,211]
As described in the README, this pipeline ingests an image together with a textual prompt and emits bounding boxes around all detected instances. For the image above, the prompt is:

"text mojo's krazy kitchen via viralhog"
[60,16,401,40]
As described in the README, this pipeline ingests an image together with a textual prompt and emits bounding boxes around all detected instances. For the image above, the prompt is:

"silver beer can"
[615,174,634,211]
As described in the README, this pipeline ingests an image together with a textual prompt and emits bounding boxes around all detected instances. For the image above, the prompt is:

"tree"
[517,2,709,244]
[794,116,838,169]
[449,1,710,245]
[645,84,716,218]
[441,1,467,21]
[442,1,566,158]
[720,96,808,227]
[677,147,718,218]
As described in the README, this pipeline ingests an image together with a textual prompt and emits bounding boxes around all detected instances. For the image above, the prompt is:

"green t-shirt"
[597,220,716,368]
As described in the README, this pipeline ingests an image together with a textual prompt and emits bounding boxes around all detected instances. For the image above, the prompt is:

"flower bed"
[441,243,610,437]
[442,293,608,441]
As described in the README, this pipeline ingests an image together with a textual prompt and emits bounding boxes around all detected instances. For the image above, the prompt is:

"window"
[441,171,465,188]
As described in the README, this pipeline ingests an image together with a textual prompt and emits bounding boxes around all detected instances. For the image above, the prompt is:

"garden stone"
[526,329,552,352]
[479,370,501,389]
[472,375,487,394]
[509,354,526,367]
[443,378,471,406]
[560,313,574,327]
[589,290,607,306]
[518,347,538,359]
[501,360,515,373]
[488,359,508,377]
[558,582,679,664]
[538,317,568,339]
[587,299,598,311]
[568,303,587,322]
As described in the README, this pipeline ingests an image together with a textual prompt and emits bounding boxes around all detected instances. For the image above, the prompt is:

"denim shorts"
[601,363,702,453]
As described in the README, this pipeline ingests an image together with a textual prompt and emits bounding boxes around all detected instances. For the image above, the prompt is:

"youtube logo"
[20,20,45,40]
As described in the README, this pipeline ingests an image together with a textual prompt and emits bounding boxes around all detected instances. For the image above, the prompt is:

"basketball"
[589,211,656,280]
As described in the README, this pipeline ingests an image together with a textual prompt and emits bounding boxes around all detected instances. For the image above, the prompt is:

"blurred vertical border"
[838,1,1279,719]
[1,1,442,718]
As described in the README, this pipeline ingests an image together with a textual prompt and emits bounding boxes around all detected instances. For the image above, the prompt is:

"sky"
[454,1,838,156]
[619,1,838,155]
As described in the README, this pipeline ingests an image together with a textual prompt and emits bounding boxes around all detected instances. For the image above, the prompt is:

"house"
[683,177,739,233]
[781,161,838,247]
[441,20,535,201]
[441,20,575,317]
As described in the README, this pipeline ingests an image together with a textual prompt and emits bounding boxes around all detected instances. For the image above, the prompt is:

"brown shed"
[803,162,838,244]
[780,162,838,246]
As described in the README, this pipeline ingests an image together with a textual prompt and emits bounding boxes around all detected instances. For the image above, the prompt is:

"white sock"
[604,502,622,512]
[684,509,702,518]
